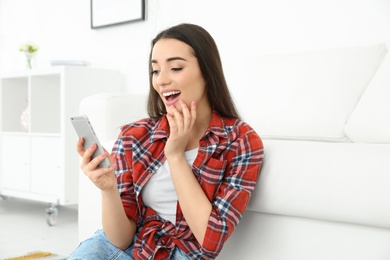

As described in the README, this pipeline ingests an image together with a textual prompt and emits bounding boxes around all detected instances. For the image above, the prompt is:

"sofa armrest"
[79,92,148,141]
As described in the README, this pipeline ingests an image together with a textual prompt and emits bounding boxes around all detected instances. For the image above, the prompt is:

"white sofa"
[78,42,390,260]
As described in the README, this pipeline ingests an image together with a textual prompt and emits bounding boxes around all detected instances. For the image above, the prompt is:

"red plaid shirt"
[112,111,263,259]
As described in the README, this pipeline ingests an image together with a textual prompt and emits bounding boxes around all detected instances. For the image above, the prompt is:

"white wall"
[1,0,389,96]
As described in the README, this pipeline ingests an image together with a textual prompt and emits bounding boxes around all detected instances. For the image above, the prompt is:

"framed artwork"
[91,0,145,29]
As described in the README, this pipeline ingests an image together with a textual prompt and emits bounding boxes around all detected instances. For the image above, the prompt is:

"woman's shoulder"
[220,116,256,132]
[220,116,262,143]
[119,117,158,137]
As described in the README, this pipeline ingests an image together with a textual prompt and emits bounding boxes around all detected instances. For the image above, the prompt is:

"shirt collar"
[149,111,229,143]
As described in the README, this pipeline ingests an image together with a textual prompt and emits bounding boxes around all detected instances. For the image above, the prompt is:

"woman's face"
[151,38,208,115]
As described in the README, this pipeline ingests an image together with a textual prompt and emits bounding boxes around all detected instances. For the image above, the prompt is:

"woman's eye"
[171,67,182,71]
[151,70,159,75]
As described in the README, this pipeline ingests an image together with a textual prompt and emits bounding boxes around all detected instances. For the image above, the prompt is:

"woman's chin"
[166,104,183,116]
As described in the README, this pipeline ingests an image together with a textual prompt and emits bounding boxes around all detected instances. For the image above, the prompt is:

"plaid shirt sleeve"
[201,124,264,257]
[111,133,140,223]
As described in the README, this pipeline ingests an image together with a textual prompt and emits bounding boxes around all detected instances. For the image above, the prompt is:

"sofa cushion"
[219,211,390,260]
[226,43,387,142]
[344,45,390,143]
[248,139,390,229]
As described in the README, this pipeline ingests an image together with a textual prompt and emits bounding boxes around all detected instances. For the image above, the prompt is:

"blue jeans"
[67,229,190,260]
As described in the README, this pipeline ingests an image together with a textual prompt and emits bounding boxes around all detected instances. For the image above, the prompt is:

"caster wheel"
[46,204,58,226]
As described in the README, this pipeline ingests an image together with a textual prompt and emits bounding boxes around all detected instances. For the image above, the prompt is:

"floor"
[0,196,79,259]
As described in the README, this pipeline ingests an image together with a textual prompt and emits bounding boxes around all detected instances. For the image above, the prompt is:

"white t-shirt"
[142,148,199,224]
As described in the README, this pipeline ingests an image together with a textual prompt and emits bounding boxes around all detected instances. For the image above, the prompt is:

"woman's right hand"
[76,137,117,192]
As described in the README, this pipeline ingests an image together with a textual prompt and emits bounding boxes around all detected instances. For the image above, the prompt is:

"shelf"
[0,67,122,207]
[0,77,28,132]
[30,74,61,133]
[0,73,61,133]
[1,132,61,138]
[0,66,80,79]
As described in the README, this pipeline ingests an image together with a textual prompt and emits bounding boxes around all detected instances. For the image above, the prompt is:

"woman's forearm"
[168,155,212,245]
[101,188,137,250]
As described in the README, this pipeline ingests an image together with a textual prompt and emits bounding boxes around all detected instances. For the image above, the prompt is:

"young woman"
[68,23,263,260]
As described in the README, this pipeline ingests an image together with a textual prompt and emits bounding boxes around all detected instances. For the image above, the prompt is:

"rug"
[3,251,65,260]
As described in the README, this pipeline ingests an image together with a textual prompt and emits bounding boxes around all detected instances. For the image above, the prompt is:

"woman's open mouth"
[163,90,181,102]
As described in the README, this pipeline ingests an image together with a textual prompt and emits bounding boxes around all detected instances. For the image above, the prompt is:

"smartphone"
[70,115,110,168]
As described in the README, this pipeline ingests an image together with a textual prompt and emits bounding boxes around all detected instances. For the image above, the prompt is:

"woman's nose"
[155,70,171,86]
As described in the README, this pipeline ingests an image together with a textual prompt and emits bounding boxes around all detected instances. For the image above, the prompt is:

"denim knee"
[67,229,134,260]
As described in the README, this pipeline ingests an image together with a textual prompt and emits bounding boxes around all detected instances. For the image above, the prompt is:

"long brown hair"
[147,23,240,120]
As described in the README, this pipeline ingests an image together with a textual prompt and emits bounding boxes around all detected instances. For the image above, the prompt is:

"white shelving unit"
[0,67,121,224]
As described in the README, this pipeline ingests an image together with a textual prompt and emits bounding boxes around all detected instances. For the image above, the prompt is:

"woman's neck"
[186,102,212,151]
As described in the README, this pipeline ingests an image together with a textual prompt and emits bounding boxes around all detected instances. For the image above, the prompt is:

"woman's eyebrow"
[151,56,187,63]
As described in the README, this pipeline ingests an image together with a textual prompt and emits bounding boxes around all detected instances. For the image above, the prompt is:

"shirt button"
[148,214,153,218]
[177,214,181,218]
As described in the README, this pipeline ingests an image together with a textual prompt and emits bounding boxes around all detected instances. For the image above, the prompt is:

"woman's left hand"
[165,99,196,159]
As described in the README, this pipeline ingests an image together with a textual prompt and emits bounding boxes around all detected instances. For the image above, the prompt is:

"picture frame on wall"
[91,0,145,29]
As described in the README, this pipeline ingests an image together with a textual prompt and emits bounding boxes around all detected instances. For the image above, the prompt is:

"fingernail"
[101,152,106,158]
